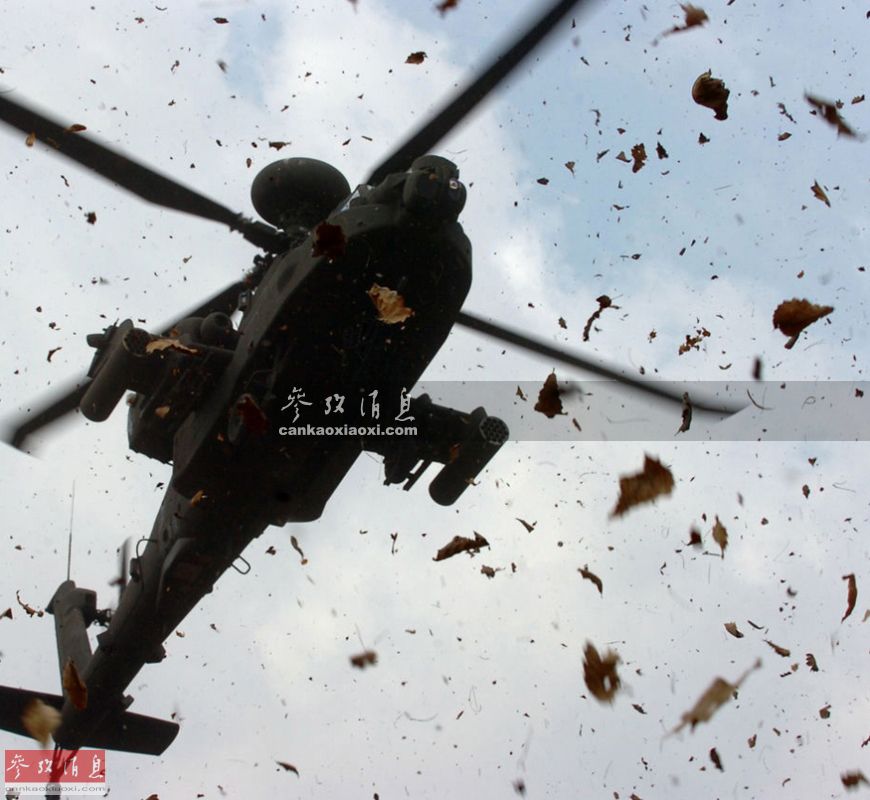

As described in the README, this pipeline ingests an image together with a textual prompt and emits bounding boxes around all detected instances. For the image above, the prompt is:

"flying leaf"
[534,372,564,418]
[679,326,711,354]
[290,535,308,565]
[516,518,536,533]
[21,699,61,746]
[687,527,702,547]
[276,761,300,776]
[841,772,869,789]
[350,650,378,669]
[611,455,675,517]
[433,531,489,561]
[692,70,729,120]
[564,161,576,175]
[805,652,819,671]
[712,517,728,557]
[583,295,615,341]
[710,747,723,771]
[144,338,198,355]
[405,51,427,65]
[676,392,693,434]
[63,658,88,710]
[670,659,761,733]
[630,143,647,173]
[582,642,621,703]
[435,0,459,14]
[368,284,414,324]
[47,346,62,362]
[656,141,669,159]
[480,565,499,579]
[65,123,87,133]
[724,622,743,639]
[16,590,44,618]
[213,16,229,23]
[819,704,831,719]
[841,574,857,621]
[811,180,831,207]
[1,608,11,620]
[805,94,861,138]
[312,221,347,260]
[765,640,791,657]
[772,299,833,349]
[578,565,603,596]
[25,131,36,147]
[660,4,709,37]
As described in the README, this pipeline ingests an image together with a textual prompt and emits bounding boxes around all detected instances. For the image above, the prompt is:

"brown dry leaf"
[611,455,675,517]
[805,94,861,138]
[772,298,833,349]
[85,211,97,224]
[841,573,857,622]
[534,372,564,418]
[350,650,378,669]
[615,150,631,163]
[765,639,791,657]
[311,221,347,259]
[145,337,198,355]
[480,565,498,579]
[65,123,87,133]
[805,652,819,671]
[63,658,88,710]
[368,284,414,324]
[748,733,757,748]
[841,772,869,789]
[433,531,489,561]
[692,70,729,120]
[710,747,723,771]
[564,161,576,175]
[583,295,615,342]
[536,177,549,186]
[16,590,44,618]
[189,489,207,507]
[290,535,308,565]
[819,704,831,719]
[578,565,603,596]
[670,659,760,733]
[276,761,300,776]
[632,703,646,714]
[679,326,711,354]
[661,4,709,37]
[268,141,291,151]
[724,622,744,639]
[21,699,61,746]
[853,95,866,104]
[802,484,811,499]
[712,517,728,558]
[677,392,693,434]
[630,143,647,173]
[811,180,831,207]
[656,141,669,159]
[516,518,536,533]
[1,608,11,620]
[435,0,459,14]
[582,642,621,703]
[47,346,62,362]
[688,527,703,547]
[25,131,36,147]
[213,16,229,23]
[778,131,792,141]
[405,51,427,65]
[154,405,171,419]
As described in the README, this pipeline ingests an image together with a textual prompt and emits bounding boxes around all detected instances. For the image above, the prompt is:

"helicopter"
[0,0,741,762]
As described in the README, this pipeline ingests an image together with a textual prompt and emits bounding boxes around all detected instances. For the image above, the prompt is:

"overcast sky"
[1,1,868,798]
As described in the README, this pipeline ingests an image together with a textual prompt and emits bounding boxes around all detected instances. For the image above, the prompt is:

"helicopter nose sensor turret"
[251,158,351,231]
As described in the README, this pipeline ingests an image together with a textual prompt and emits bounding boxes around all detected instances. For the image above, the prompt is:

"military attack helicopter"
[0,0,737,760]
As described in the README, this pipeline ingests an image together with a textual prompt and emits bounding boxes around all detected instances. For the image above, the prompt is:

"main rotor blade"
[4,379,91,451]
[0,92,284,251]
[455,311,744,414]
[366,0,585,185]
[5,280,249,451]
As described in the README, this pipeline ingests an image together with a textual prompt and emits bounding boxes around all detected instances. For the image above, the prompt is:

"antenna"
[66,481,75,581]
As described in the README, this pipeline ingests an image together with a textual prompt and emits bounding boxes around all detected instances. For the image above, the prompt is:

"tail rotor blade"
[365,0,585,185]
[455,310,743,414]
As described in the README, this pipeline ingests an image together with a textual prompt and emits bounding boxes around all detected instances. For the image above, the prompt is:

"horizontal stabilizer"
[0,685,64,739]
[0,685,179,755]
